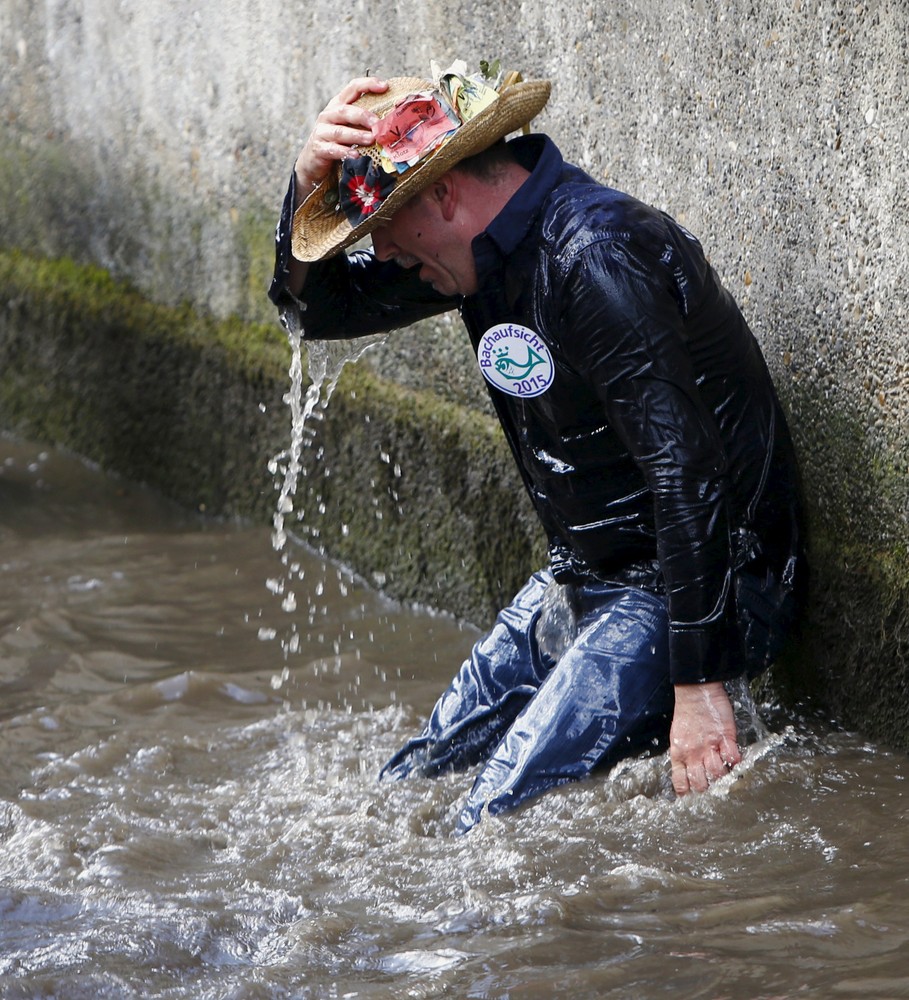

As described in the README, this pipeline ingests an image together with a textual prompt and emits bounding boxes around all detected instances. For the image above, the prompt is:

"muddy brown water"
[2,434,908,999]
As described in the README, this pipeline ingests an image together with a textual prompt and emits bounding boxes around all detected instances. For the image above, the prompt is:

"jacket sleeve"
[556,234,740,686]
[267,170,457,339]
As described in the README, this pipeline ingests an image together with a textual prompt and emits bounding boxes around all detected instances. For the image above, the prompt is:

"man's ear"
[428,173,459,223]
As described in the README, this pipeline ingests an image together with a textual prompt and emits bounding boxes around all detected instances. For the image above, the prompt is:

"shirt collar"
[471,134,564,281]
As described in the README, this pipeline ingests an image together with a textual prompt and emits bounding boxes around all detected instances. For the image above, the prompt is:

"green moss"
[298,363,544,620]
[0,248,287,371]
[236,205,281,325]
[777,532,909,749]
[0,249,540,624]
[764,379,909,747]
[0,134,99,261]
[1,251,286,521]
[780,377,908,546]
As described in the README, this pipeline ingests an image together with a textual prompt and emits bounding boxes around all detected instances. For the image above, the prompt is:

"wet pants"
[380,570,677,833]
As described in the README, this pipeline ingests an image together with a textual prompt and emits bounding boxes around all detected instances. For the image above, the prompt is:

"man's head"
[371,143,529,296]
[291,71,550,264]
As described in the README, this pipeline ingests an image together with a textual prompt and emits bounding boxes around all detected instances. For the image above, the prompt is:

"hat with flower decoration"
[291,64,551,261]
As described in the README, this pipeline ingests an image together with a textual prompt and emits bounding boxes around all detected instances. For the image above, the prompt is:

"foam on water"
[3,640,909,1000]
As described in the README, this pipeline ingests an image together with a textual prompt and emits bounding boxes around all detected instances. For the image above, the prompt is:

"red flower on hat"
[346,174,383,215]
[339,154,397,226]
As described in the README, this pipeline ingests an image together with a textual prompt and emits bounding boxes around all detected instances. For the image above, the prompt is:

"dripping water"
[265,305,384,663]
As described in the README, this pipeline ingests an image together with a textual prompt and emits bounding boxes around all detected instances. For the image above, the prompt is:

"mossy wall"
[0,251,541,626]
[0,0,907,745]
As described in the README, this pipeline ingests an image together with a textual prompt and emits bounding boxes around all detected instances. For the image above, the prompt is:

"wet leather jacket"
[269,135,802,686]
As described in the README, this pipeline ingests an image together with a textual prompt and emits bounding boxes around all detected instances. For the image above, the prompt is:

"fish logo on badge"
[477,324,555,398]
[493,344,547,380]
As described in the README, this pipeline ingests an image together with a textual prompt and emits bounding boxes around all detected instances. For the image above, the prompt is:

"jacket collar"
[471,134,564,284]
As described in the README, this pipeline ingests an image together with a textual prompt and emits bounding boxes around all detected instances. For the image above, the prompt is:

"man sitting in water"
[268,65,805,832]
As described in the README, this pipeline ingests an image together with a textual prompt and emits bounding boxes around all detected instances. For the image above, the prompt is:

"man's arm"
[269,77,456,336]
[555,236,744,795]
[284,76,389,298]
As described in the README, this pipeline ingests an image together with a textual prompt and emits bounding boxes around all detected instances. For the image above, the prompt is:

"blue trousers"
[380,571,676,833]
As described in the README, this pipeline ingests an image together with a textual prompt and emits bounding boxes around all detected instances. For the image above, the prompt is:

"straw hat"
[291,74,551,261]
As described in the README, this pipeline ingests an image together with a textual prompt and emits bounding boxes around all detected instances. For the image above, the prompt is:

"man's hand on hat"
[669,681,742,796]
[294,77,389,195]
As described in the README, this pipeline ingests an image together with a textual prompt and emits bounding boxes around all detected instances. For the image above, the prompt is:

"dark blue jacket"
[269,135,803,686]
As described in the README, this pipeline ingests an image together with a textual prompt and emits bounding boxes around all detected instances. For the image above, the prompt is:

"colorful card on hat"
[373,94,460,165]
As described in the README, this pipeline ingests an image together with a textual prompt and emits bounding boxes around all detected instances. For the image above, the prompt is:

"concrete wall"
[1,0,907,741]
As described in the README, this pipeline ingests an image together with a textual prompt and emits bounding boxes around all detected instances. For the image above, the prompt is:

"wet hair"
[452,139,517,183]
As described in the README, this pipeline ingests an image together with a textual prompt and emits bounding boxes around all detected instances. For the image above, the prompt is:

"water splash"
[724,673,770,745]
[266,305,384,660]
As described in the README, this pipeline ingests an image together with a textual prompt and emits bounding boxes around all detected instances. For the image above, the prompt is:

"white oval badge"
[476,323,555,398]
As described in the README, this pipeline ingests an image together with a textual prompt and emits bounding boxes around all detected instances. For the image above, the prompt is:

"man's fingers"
[298,120,376,189]
[686,761,710,792]
[669,682,742,797]
[295,77,390,190]
[671,761,709,794]
[671,759,690,797]
[719,734,742,768]
[337,76,389,105]
[317,100,381,132]
[672,741,741,796]
[311,89,385,151]
[704,745,732,783]
[311,124,375,157]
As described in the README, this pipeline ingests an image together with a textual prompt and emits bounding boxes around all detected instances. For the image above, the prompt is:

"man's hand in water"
[670,681,741,795]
